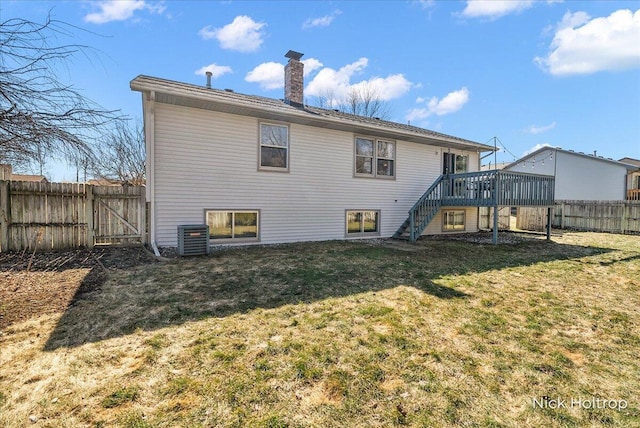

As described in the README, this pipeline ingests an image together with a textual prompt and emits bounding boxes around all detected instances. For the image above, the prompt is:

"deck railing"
[440,170,555,207]
[398,170,555,242]
[628,189,640,201]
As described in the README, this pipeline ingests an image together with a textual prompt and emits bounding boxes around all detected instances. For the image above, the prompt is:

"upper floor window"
[355,137,395,178]
[260,123,289,171]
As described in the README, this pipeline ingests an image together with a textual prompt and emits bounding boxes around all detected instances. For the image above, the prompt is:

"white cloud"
[460,0,534,19]
[305,58,412,103]
[406,87,470,121]
[416,0,436,9]
[350,74,413,101]
[525,121,556,134]
[199,15,266,52]
[524,143,552,155]
[302,58,323,76]
[535,9,640,75]
[84,0,165,24]
[246,56,412,103]
[194,63,232,78]
[244,57,323,90]
[302,10,342,29]
[245,62,284,90]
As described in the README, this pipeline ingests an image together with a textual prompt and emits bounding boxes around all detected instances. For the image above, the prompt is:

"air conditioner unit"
[177,225,210,256]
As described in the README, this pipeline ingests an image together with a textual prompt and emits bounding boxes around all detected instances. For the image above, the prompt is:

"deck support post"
[546,207,552,241]
[492,205,498,245]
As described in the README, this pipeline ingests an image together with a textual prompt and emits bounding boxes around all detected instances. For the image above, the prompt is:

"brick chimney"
[284,50,304,106]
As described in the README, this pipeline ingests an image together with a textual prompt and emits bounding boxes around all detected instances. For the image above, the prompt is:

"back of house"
[131,51,495,249]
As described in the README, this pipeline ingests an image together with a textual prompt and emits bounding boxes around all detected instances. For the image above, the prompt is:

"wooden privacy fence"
[0,180,146,252]
[517,200,640,234]
[478,207,511,230]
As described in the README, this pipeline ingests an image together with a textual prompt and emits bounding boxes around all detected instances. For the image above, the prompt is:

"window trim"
[205,209,261,243]
[442,209,466,232]
[354,136,396,179]
[345,209,381,237]
[258,122,290,172]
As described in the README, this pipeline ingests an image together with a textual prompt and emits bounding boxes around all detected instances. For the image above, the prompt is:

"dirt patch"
[0,246,158,329]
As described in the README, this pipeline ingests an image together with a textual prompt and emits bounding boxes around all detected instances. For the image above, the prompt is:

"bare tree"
[344,83,391,119]
[307,88,339,110]
[91,121,145,185]
[308,82,391,119]
[0,14,120,168]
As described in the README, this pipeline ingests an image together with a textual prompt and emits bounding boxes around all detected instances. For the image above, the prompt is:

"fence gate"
[92,185,146,246]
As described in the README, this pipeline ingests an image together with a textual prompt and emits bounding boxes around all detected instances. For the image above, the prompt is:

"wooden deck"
[395,170,555,243]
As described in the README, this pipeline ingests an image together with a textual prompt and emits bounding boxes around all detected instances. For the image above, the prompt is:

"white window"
[206,210,259,241]
[442,210,465,231]
[346,210,380,236]
[355,137,395,178]
[260,123,289,171]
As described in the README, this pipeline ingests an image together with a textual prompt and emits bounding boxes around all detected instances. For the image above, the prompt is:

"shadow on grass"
[43,235,612,350]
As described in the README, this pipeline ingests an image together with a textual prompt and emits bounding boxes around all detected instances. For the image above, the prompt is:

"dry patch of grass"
[0,232,638,427]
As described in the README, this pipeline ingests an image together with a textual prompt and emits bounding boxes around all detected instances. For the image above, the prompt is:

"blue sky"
[2,0,640,180]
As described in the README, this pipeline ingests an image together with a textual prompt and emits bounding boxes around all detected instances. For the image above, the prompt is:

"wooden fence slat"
[0,181,9,252]
[517,200,640,234]
[0,180,145,252]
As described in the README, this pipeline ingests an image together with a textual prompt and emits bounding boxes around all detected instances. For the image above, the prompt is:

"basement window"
[206,210,259,241]
[346,210,380,236]
[442,210,465,231]
[259,123,289,171]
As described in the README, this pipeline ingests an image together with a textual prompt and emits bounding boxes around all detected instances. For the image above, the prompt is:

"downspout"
[144,90,161,257]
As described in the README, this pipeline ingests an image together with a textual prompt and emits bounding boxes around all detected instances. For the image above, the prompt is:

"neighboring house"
[131,50,553,250]
[87,178,125,186]
[618,157,640,201]
[0,164,48,183]
[505,147,637,201]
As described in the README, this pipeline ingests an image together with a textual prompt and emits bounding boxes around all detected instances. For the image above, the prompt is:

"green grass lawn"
[1,232,639,427]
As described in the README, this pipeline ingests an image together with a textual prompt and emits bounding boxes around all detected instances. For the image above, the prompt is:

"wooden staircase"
[393,175,444,241]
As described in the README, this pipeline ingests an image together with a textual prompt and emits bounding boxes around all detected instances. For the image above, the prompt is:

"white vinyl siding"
[506,148,630,201]
[152,103,480,246]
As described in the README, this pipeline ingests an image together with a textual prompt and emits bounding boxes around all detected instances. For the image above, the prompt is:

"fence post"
[560,202,565,229]
[492,205,499,244]
[86,184,94,248]
[621,202,627,234]
[0,180,9,252]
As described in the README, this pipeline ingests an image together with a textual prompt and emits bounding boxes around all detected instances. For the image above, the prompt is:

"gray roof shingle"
[131,75,494,151]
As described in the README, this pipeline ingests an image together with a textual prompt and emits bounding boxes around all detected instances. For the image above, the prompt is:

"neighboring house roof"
[505,147,639,171]
[619,157,640,168]
[10,174,48,183]
[130,75,495,152]
[480,162,510,171]
[87,178,122,186]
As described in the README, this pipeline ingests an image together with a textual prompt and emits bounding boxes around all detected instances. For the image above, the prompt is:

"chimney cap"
[285,50,304,61]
